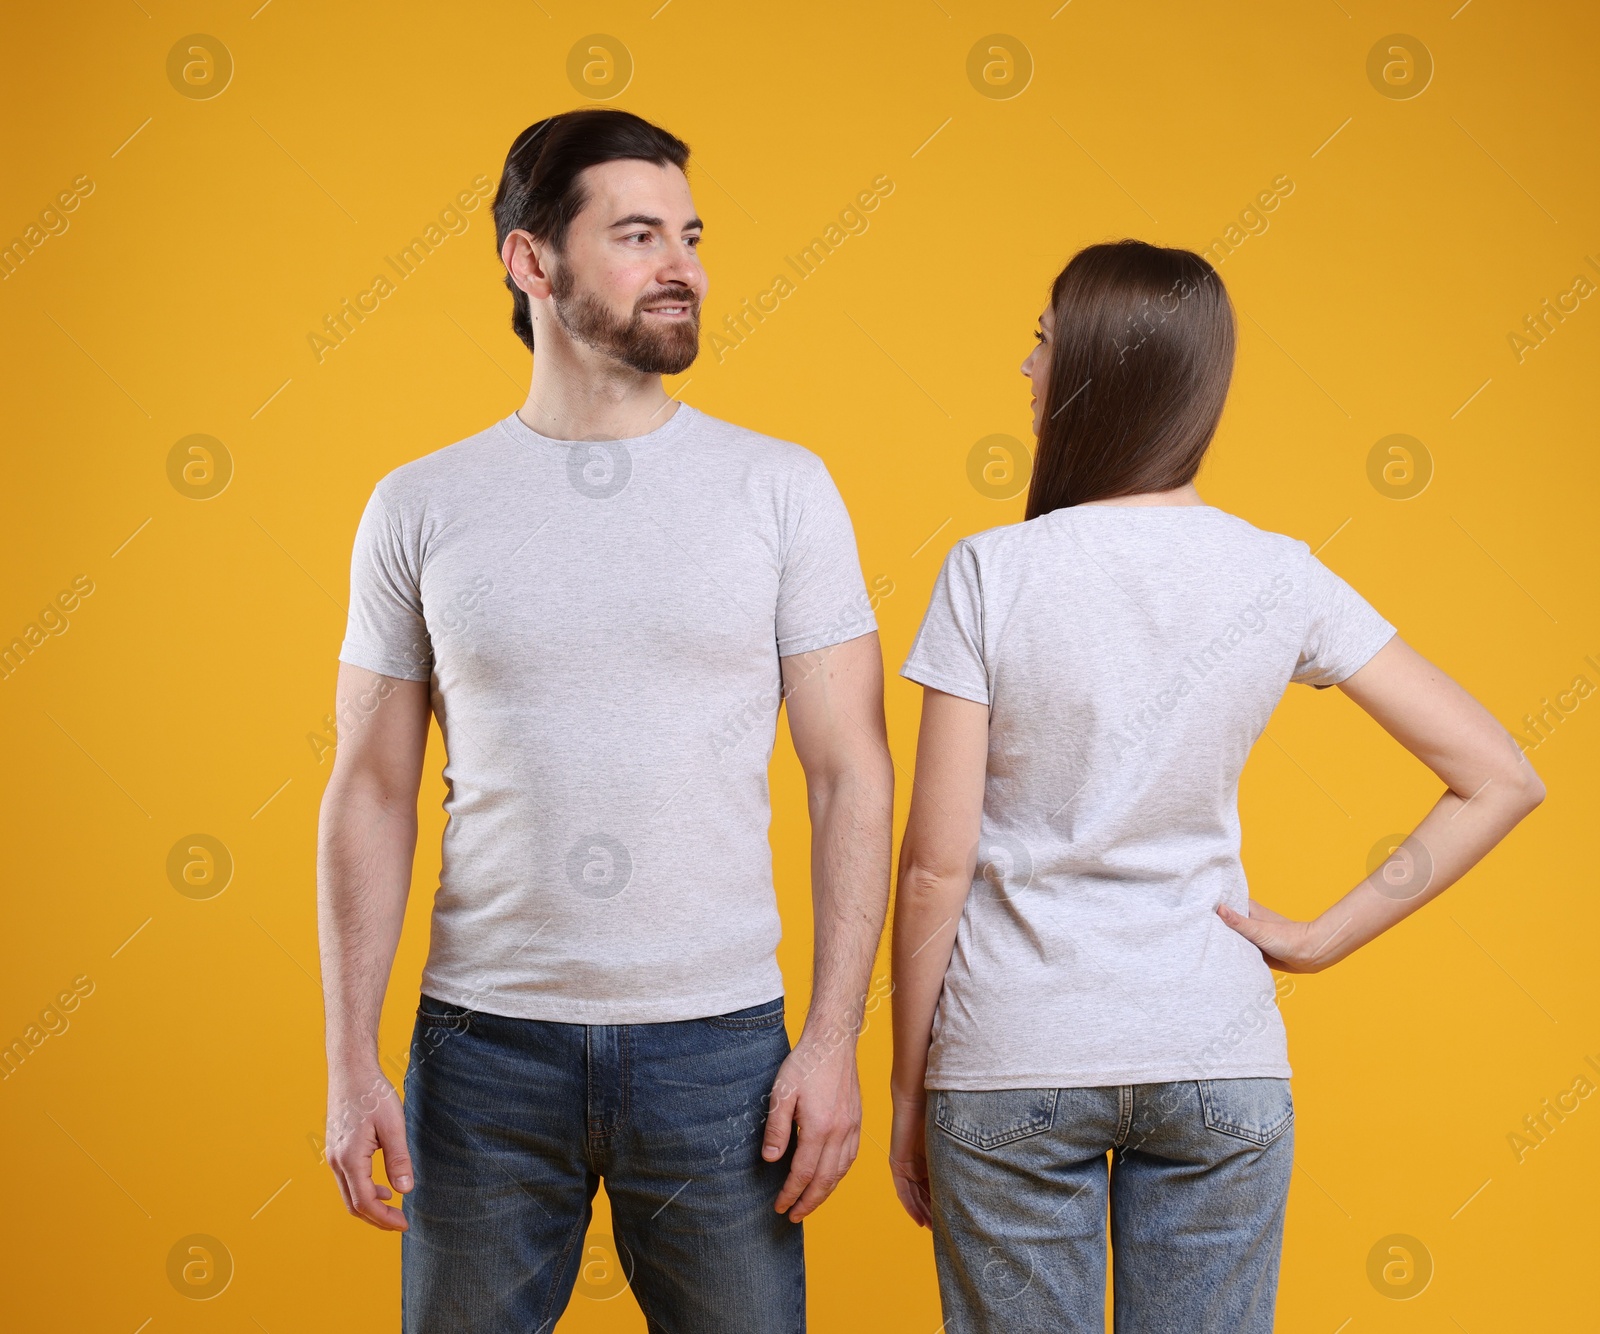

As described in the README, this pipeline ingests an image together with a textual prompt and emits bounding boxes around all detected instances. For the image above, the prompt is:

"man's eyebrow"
[609,214,705,232]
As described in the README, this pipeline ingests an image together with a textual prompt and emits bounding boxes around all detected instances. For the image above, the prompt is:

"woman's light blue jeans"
[926,1079,1294,1333]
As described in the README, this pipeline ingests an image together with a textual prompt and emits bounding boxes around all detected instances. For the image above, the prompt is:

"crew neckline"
[498,400,699,451]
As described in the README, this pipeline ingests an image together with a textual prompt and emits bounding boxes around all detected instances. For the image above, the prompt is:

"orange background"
[2,2,1596,1330]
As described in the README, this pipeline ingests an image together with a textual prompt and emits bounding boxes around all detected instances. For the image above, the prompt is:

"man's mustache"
[634,287,700,318]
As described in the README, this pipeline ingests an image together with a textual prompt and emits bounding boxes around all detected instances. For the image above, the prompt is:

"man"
[316,108,893,1332]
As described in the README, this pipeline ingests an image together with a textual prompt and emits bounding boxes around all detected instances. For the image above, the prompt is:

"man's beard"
[549,265,700,375]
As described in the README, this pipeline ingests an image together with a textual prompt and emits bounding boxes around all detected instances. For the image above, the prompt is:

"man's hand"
[326,1065,414,1231]
[1216,899,1334,973]
[761,1036,862,1223]
[888,1089,932,1228]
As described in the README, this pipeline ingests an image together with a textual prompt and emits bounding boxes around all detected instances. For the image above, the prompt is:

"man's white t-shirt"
[340,403,876,1024]
[900,504,1396,1089]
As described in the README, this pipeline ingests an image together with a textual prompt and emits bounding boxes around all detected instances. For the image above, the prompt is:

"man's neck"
[518,347,678,442]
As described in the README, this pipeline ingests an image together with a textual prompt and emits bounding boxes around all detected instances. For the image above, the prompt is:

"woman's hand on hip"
[1216,898,1332,973]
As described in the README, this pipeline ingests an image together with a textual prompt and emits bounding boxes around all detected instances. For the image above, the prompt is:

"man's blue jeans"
[400,992,805,1333]
[926,1079,1294,1333]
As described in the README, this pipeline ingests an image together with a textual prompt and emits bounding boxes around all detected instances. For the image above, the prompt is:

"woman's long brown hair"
[1025,240,1236,519]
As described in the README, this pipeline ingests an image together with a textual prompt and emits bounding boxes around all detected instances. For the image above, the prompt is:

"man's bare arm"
[316,663,431,1231]
[761,631,894,1222]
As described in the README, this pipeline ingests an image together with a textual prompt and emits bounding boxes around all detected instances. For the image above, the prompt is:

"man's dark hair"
[493,108,691,353]
[1026,240,1236,517]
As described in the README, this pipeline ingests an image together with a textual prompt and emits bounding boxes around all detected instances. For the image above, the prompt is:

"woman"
[889,240,1544,1332]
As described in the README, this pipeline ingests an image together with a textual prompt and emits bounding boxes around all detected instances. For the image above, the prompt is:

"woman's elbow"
[1516,764,1547,815]
[896,859,971,908]
[1498,753,1547,818]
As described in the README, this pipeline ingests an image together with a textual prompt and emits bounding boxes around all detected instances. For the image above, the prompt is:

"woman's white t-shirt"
[900,504,1396,1090]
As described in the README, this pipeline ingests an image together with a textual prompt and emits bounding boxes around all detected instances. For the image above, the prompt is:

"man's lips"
[642,303,695,319]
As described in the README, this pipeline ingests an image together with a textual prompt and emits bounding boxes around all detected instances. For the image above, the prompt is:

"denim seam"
[794,1227,808,1332]
[584,1028,601,1155]
[620,1024,631,1128]
[705,996,786,1029]
[1203,1112,1295,1145]
[538,1204,591,1332]
[705,1011,787,1030]
[1113,1085,1134,1146]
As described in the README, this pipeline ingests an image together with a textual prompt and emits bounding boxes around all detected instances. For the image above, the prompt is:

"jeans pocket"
[1198,1078,1294,1146]
[705,996,786,1030]
[933,1088,1058,1150]
[416,996,472,1034]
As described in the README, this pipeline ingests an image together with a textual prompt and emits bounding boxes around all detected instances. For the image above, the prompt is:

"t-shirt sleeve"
[774,457,878,657]
[338,483,434,682]
[1291,548,1396,689]
[900,540,990,705]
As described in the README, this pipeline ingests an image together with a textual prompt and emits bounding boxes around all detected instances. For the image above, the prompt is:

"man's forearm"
[800,765,893,1048]
[317,780,418,1069]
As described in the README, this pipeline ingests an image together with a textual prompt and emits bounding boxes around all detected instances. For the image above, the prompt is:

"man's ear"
[503,230,554,302]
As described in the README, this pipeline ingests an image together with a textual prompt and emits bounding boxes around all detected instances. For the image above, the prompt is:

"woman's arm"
[889,687,990,1226]
[1219,636,1546,971]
